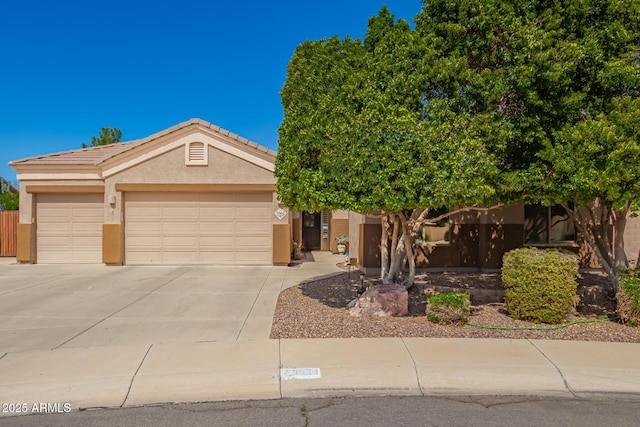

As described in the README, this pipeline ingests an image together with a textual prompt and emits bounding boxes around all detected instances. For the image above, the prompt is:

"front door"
[302,211,321,250]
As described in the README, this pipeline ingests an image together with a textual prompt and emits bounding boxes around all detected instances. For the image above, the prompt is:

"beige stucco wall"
[624,215,640,266]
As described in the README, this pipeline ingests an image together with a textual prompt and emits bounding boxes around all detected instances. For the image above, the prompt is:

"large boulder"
[349,284,409,317]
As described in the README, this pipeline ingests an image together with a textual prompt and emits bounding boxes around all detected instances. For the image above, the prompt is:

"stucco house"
[9,119,303,265]
[9,118,640,270]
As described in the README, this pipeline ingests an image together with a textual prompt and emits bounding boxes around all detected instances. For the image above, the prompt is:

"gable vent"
[186,142,207,165]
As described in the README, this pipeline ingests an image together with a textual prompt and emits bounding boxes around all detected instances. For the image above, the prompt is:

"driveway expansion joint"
[50,269,190,350]
[235,267,273,341]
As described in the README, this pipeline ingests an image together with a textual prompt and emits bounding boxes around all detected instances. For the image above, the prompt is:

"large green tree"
[82,127,122,148]
[415,0,640,291]
[276,7,505,287]
[278,1,639,291]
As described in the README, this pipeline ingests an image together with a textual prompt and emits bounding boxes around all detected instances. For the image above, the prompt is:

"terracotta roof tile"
[9,118,277,166]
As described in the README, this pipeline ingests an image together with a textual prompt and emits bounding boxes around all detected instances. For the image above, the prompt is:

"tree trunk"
[400,213,416,289]
[386,214,401,284]
[565,201,629,294]
[380,214,391,285]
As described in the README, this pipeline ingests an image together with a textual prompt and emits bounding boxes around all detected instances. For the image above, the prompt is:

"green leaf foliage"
[426,291,471,325]
[502,248,579,324]
[82,127,123,148]
[0,192,19,211]
[277,1,639,288]
[617,272,640,326]
[276,6,501,214]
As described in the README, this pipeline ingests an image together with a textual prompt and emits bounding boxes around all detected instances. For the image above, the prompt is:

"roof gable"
[9,119,277,176]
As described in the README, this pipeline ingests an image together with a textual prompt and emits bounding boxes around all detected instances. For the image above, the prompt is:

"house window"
[524,204,575,244]
[186,142,207,166]
[415,220,450,245]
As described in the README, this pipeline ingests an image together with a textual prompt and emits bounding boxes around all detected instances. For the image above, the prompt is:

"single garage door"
[36,193,103,263]
[124,192,273,265]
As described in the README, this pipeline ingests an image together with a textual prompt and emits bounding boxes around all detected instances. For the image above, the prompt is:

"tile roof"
[9,118,277,167]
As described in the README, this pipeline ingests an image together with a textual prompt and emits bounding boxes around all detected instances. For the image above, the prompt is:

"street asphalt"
[0,252,639,418]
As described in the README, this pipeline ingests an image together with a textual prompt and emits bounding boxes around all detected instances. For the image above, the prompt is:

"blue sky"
[0,0,423,182]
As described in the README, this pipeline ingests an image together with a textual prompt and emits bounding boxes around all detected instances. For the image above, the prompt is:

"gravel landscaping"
[270,270,640,343]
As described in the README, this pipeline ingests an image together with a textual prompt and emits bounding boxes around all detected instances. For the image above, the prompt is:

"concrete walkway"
[1,253,639,416]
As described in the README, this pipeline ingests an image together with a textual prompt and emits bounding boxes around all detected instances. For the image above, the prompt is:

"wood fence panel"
[0,210,19,257]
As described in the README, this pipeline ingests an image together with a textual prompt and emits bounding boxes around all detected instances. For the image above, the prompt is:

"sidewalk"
[1,253,639,416]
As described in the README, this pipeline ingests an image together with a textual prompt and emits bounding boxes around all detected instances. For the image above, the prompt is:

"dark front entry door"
[302,211,321,250]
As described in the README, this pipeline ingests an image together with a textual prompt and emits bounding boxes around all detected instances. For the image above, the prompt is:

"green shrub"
[426,291,470,325]
[502,248,579,324]
[617,276,640,327]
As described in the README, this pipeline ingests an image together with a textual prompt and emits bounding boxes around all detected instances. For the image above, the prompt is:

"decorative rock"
[349,284,409,317]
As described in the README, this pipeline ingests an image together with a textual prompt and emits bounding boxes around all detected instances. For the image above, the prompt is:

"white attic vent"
[186,141,207,166]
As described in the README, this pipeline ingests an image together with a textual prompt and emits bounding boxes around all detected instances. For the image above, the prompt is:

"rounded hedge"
[502,248,579,324]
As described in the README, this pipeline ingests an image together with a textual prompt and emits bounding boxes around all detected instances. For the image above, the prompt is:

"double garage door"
[35,192,273,265]
[124,192,273,265]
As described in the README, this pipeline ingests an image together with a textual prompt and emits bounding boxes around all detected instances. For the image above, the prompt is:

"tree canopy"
[276,1,640,290]
[277,7,506,286]
[415,0,639,288]
[82,127,123,148]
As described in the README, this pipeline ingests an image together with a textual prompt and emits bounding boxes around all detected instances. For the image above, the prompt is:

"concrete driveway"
[0,262,309,353]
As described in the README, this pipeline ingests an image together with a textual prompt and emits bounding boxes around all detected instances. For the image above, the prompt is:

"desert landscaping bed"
[270,270,640,343]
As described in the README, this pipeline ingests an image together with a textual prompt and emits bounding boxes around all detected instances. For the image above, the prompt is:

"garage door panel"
[164,206,198,218]
[163,221,198,234]
[38,207,70,219]
[38,236,71,248]
[236,206,270,218]
[73,249,102,262]
[128,222,162,233]
[199,236,234,248]
[71,205,103,216]
[235,222,271,234]
[163,251,199,263]
[199,251,235,263]
[127,235,162,247]
[199,222,233,234]
[37,250,70,262]
[72,235,103,246]
[36,194,103,264]
[236,235,271,246]
[38,222,72,234]
[200,207,235,217]
[71,223,102,234]
[163,236,199,247]
[127,205,162,219]
[126,251,162,265]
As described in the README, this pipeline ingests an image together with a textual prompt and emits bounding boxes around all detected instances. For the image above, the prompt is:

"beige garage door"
[124,192,273,265]
[36,193,103,263]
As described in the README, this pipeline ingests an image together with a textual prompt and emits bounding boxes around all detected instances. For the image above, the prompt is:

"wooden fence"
[0,210,18,257]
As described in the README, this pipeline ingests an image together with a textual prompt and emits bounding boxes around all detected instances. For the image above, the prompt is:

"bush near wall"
[502,248,579,324]
[617,275,640,327]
